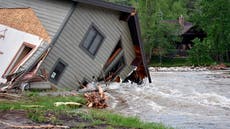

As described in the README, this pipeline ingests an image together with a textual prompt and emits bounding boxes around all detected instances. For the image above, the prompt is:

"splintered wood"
[0,8,50,42]
[84,86,108,109]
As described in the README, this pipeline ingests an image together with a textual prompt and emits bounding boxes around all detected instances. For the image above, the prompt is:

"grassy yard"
[0,92,171,129]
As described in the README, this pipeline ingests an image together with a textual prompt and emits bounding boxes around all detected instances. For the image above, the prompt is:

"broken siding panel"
[0,0,72,39]
[119,65,134,79]
[41,3,134,89]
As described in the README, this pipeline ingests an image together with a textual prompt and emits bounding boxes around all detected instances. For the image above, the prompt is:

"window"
[80,24,105,57]
[3,42,35,76]
[49,58,67,84]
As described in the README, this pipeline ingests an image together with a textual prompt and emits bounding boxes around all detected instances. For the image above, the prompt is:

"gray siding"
[0,0,72,40]
[40,3,135,89]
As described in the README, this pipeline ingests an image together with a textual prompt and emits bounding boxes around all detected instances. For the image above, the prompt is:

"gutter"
[72,0,134,13]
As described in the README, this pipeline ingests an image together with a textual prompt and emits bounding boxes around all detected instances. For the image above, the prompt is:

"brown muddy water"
[107,68,230,129]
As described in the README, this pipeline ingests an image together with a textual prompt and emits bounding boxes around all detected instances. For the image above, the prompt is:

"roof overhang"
[72,0,135,13]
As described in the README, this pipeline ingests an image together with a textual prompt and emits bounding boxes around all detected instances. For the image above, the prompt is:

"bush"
[188,38,213,66]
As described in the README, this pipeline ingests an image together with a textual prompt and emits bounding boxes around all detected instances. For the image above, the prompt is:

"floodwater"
[107,68,230,129]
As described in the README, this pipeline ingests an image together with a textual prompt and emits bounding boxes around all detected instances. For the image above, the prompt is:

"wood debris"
[84,86,108,109]
[209,63,227,70]
[54,102,82,108]
[0,93,21,100]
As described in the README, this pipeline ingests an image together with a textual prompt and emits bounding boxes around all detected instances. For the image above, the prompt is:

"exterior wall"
[0,24,43,83]
[40,3,135,89]
[0,0,73,40]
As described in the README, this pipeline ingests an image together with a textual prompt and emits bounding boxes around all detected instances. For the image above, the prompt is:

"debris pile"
[0,93,21,101]
[84,86,108,109]
[209,63,227,70]
[0,67,51,93]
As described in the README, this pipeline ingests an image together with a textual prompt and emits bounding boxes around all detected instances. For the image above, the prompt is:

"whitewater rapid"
[107,68,230,129]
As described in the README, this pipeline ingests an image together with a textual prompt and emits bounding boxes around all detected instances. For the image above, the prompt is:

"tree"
[188,38,213,65]
[105,0,190,63]
[191,0,230,63]
[136,0,188,63]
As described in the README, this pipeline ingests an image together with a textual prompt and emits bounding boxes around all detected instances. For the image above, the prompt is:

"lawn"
[0,92,171,129]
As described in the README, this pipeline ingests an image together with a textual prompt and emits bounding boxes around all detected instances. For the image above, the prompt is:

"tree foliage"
[191,0,230,63]
[136,0,188,63]
[188,38,213,65]
[106,0,230,64]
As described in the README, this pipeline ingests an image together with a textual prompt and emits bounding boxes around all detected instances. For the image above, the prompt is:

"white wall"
[0,24,43,83]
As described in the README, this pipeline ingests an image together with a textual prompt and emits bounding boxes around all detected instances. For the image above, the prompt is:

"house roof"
[0,0,151,83]
[162,20,193,34]
[72,0,135,13]
[0,0,73,41]
[0,8,51,42]
[72,0,151,82]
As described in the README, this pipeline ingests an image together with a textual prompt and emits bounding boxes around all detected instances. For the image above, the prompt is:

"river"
[107,68,230,129]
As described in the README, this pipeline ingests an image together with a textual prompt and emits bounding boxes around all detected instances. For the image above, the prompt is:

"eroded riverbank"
[107,68,230,129]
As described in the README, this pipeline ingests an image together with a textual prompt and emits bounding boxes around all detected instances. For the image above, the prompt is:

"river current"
[107,68,230,129]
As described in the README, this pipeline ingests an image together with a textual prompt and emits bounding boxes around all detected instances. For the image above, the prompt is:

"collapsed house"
[0,0,151,90]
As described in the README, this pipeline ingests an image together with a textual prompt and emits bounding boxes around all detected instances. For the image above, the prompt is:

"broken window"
[109,56,125,74]
[49,58,67,84]
[104,39,122,69]
[80,24,105,57]
[99,39,126,81]
[104,55,126,81]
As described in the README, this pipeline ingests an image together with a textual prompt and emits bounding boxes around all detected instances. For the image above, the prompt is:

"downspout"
[48,2,77,48]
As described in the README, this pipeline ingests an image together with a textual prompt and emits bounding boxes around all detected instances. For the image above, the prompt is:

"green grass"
[224,62,230,67]
[0,92,86,111]
[89,110,171,129]
[0,92,171,129]
[150,56,230,67]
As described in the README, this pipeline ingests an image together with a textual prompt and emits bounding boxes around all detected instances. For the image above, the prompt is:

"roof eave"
[72,0,135,13]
